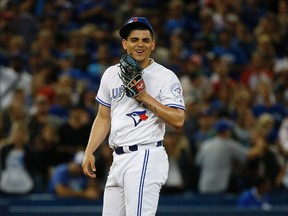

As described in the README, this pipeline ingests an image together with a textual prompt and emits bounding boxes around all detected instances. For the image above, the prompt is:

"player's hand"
[82,153,96,178]
[134,88,147,102]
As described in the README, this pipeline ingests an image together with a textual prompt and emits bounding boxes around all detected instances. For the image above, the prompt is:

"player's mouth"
[135,50,144,53]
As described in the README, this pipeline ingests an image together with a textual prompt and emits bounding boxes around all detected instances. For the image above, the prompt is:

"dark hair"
[123,25,153,39]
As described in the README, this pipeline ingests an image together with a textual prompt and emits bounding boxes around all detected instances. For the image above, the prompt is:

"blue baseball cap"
[119,17,154,39]
[213,119,233,133]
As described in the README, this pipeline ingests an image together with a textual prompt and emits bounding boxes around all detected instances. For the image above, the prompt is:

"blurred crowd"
[1,0,288,206]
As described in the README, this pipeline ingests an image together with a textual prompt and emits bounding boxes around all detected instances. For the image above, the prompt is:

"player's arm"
[82,104,111,178]
[135,92,185,130]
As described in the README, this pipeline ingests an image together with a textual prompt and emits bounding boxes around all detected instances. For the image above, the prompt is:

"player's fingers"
[90,161,96,172]
[85,166,96,178]
[82,159,96,178]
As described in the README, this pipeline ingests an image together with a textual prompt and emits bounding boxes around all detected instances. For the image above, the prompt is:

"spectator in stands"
[233,22,256,60]
[281,161,288,191]
[240,0,268,31]
[56,2,79,34]
[70,49,100,89]
[0,54,32,110]
[48,150,100,200]
[212,28,249,79]
[57,105,91,163]
[237,176,272,210]
[209,57,238,112]
[254,113,275,142]
[76,0,114,29]
[48,89,73,122]
[28,94,62,145]
[243,114,284,189]
[57,51,77,78]
[164,0,189,36]
[162,127,192,194]
[6,0,39,46]
[0,112,8,146]
[211,0,241,32]
[229,88,256,146]
[192,108,215,152]
[180,66,212,105]
[32,123,60,192]
[252,82,286,144]
[197,7,218,49]
[233,108,256,147]
[195,118,265,194]
[7,35,26,62]
[254,14,282,57]
[278,115,288,158]
[88,43,111,79]
[33,29,57,59]
[30,59,58,104]
[0,121,35,195]
[78,86,98,121]
[240,52,273,91]
[209,56,236,89]
[1,89,28,135]
[253,79,284,118]
[277,0,288,36]
[273,47,288,109]
[26,49,42,74]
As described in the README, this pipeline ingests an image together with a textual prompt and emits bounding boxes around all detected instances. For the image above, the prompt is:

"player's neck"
[139,58,152,69]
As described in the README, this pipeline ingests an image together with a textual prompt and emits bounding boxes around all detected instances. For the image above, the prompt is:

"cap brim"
[119,22,153,39]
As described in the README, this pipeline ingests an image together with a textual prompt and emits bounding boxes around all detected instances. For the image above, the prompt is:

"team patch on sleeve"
[171,83,184,103]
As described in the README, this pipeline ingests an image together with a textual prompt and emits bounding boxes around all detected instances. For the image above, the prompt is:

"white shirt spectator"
[0,66,32,109]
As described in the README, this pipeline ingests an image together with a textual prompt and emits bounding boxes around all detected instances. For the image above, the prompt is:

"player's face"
[122,29,155,68]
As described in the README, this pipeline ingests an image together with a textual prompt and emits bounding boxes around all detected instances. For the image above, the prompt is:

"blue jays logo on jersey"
[171,83,184,103]
[126,110,148,126]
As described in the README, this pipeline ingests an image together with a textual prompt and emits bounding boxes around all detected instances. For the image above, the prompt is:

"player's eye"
[143,38,151,43]
[130,38,138,42]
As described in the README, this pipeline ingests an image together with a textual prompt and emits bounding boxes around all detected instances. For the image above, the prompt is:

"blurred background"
[1,0,288,215]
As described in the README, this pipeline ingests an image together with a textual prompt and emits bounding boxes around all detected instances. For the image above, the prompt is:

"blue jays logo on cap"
[127,110,148,126]
[129,17,140,23]
[119,17,154,39]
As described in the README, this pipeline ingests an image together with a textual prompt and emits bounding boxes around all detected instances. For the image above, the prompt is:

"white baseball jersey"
[96,59,186,148]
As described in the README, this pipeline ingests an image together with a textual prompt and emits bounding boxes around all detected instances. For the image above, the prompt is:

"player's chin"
[132,51,146,58]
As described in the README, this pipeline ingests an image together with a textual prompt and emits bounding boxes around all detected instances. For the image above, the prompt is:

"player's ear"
[151,40,156,51]
[122,39,127,50]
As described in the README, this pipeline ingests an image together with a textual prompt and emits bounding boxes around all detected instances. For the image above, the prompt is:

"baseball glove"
[119,54,145,98]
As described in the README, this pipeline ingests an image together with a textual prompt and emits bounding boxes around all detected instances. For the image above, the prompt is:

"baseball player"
[82,17,186,215]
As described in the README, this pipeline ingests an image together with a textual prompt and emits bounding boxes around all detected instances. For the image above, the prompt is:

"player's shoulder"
[151,60,170,72]
[150,60,177,77]
[101,64,119,78]
[104,64,119,73]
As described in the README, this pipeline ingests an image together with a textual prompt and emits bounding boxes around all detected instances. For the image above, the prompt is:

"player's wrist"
[135,90,148,101]
[84,150,95,160]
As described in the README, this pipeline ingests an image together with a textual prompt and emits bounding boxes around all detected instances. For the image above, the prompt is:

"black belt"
[114,141,163,155]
